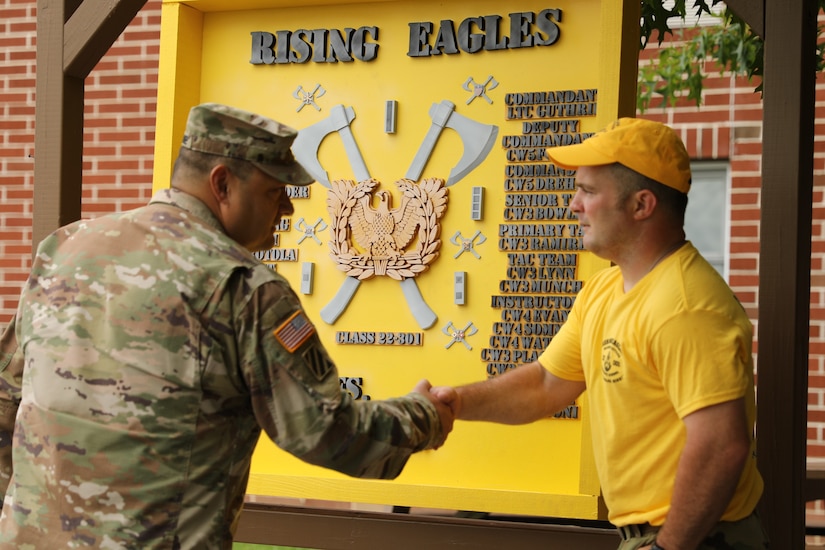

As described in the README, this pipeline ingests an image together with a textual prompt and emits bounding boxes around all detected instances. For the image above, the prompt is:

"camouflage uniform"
[0,105,444,549]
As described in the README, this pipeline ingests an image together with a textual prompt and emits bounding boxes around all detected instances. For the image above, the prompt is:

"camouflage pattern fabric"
[616,512,770,549]
[0,188,443,549]
[181,103,314,186]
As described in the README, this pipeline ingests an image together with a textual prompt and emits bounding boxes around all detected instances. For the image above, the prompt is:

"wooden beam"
[724,0,764,38]
[64,0,148,79]
[34,0,148,249]
[756,0,817,545]
[235,504,619,550]
[34,0,84,249]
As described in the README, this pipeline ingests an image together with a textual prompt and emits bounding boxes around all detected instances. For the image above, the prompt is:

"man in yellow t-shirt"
[432,119,767,550]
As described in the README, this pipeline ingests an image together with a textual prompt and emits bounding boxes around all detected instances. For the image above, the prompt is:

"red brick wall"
[0,0,36,319]
[0,0,160,321]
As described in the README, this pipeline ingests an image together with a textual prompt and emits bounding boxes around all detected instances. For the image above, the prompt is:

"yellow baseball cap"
[546,118,691,194]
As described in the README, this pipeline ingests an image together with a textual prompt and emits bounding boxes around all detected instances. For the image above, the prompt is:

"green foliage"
[637,0,824,112]
[639,0,723,49]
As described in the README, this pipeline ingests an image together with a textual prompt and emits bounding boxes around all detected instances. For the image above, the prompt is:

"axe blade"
[291,105,357,188]
[445,113,498,187]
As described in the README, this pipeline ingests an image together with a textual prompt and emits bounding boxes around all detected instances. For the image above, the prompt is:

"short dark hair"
[173,147,254,181]
[607,163,688,224]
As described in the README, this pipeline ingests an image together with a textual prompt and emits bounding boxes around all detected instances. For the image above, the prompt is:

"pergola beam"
[33,0,147,249]
[64,0,148,78]
[724,0,764,37]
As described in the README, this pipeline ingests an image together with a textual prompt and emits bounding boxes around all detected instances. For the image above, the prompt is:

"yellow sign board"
[154,0,638,519]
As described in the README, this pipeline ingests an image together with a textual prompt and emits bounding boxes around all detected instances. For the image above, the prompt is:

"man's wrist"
[650,541,666,550]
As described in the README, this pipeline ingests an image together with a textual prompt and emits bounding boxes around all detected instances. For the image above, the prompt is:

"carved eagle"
[327,178,447,279]
[348,188,423,258]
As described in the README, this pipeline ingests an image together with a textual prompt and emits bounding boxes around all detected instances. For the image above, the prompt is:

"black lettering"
[457,17,484,53]
[250,32,275,64]
[508,12,533,48]
[535,9,562,46]
[310,29,327,62]
[352,26,379,61]
[432,20,459,54]
[274,30,290,63]
[327,28,354,62]
[483,15,507,50]
[407,22,433,57]
[289,30,312,63]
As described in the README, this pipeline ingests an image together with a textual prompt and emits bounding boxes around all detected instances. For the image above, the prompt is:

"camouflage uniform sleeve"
[0,315,23,500]
[237,279,443,480]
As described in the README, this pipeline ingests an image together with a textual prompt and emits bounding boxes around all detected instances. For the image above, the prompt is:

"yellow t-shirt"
[539,242,763,526]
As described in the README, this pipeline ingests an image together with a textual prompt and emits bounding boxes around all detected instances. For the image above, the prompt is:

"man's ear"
[208,164,231,204]
[632,189,657,221]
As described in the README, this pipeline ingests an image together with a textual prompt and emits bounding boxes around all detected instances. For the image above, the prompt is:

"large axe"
[291,104,437,329]
[291,104,369,188]
[406,100,499,186]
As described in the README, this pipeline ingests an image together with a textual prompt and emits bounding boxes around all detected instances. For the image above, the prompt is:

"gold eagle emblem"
[327,178,448,280]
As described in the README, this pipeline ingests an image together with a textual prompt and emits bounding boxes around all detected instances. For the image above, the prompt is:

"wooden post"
[34,0,84,249]
[757,0,817,545]
[33,0,147,249]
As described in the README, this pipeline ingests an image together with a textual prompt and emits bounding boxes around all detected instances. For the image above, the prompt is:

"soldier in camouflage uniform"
[0,103,453,548]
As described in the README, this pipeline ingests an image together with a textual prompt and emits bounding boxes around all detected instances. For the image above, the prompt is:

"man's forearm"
[654,400,750,548]
[455,362,585,424]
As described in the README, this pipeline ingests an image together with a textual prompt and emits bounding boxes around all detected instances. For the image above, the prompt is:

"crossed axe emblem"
[451,230,487,259]
[463,76,499,105]
[443,321,478,350]
[291,102,498,329]
[295,217,327,244]
[293,84,326,112]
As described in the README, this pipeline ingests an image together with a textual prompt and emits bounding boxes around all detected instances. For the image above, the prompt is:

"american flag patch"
[273,310,315,353]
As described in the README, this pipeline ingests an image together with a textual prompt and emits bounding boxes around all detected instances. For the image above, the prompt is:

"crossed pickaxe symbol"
[295,217,327,244]
[451,230,487,259]
[463,76,498,105]
[293,84,326,112]
[443,321,478,350]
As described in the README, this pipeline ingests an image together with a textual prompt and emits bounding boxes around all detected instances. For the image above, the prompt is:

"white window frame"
[684,161,731,281]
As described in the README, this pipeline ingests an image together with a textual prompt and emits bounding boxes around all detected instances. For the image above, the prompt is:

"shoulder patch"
[302,346,334,381]
[273,310,316,353]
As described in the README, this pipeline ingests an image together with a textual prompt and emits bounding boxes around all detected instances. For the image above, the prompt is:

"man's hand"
[412,379,455,449]
[429,384,461,417]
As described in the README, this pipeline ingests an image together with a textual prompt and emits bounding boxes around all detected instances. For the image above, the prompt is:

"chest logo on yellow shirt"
[601,338,623,384]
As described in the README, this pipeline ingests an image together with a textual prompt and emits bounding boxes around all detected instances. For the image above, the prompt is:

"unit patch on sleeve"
[302,345,334,381]
[273,310,316,353]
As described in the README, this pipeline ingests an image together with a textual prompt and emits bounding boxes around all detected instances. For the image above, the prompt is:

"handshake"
[404,361,583,451]
[413,379,460,450]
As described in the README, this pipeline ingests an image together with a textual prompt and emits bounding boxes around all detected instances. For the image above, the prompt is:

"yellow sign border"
[153,0,640,519]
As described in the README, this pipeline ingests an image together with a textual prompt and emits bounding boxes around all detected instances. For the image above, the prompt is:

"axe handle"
[399,278,437,329]
[320,276,361,324]
[405,100,455,181]
[405,123,443,181]
[338,125,371,182]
